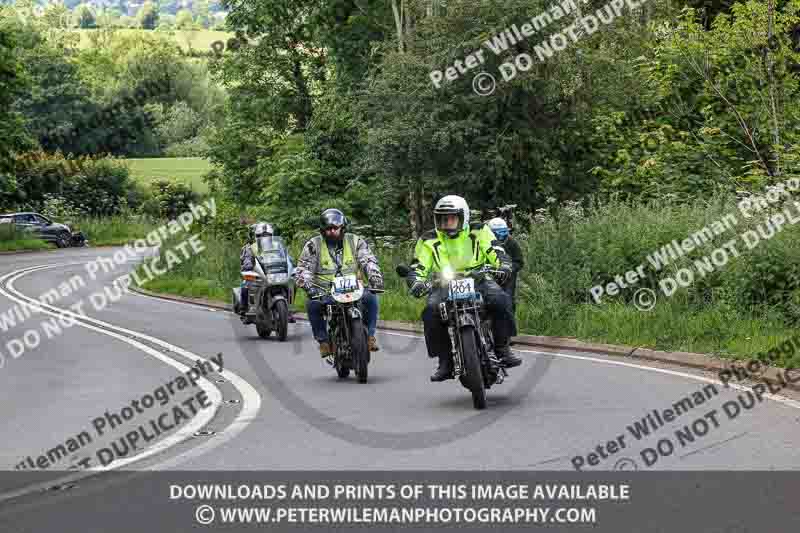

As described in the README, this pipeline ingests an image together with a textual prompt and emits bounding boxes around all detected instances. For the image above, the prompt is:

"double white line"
[0,263,261,503]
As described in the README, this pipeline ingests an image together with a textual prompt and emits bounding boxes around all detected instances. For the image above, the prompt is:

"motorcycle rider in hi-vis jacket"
[404,195,522,382]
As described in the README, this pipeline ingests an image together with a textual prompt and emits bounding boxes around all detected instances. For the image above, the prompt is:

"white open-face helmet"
[434,195,470,238]
[487,217,509,241]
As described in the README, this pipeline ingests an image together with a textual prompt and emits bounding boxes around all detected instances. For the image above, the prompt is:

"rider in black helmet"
[293,209,385,356]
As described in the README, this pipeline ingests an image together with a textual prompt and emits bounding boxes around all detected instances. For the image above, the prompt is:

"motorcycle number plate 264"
[448,278,476,300]
[333,274,358,293]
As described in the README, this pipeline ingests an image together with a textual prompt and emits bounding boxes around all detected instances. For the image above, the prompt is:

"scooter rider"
[405,195,522,381]
[239,222,296,322]
[238,223,266,317]
[293,208,384,357]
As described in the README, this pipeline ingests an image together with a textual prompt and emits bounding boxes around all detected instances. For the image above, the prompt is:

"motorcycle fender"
[270,294,287,309]
[458,312,477,328]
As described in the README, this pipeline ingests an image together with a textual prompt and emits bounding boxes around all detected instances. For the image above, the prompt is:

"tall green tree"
[0,20,34,190]
[175,8,194,29]
[76,4,97,29]
[139,1,159,29]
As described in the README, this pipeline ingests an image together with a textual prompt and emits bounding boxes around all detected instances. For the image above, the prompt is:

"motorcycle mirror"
[395,264,410,278]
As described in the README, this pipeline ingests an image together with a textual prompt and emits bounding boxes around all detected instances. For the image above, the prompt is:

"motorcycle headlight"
[267,272,289,284]
[442,267,454,281]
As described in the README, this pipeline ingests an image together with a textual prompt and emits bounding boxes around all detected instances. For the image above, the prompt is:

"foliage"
[11,150,137,216]
[0,17,35,181]
[147,178,200,219]
[139,1,159,30]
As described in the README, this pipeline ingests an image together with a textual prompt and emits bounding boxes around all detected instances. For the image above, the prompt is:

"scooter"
[232,236,295,340]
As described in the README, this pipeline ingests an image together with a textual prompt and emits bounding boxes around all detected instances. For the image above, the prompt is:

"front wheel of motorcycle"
[350,316,369,384]
[459,326,487,410]
[336,364,350,379]
[274,299,289,341]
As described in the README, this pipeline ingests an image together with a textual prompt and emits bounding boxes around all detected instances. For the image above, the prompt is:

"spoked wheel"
[329,323,349,378]
[459,326,486,410]
[350,316,369,384]
[336,364,351,379]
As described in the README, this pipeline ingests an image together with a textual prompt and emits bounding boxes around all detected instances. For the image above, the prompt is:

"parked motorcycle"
[396,264,508,409]
[307,273,384,383]
[232,235,294,341]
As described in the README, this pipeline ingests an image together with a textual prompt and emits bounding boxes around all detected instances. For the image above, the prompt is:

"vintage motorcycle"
[396,264,509,409]
[307,272,383,383]
[233,235,294,341]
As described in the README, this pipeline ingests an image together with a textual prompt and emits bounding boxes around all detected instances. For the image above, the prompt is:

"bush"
[12,151,135,216]
[41,194,83,220]
[518,191,800,329]
[149,179,200,219]
[156,101,203,147]
[164,136,210,157]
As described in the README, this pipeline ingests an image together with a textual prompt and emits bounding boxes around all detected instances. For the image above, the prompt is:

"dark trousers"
[503,273,518,336]
[240,281,249,313]
[307,291,379,343]
[421,279,514,359]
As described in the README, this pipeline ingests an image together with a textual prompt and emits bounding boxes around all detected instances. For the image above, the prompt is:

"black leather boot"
[495,345,522,368]
[430,354,454,382]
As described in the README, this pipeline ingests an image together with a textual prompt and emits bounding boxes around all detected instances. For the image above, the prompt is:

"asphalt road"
[1,247,800,529]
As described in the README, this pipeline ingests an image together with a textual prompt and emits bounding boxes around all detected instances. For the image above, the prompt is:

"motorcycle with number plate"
[233,236,294,341]
[307,273,384,383]
[396,264,508,409]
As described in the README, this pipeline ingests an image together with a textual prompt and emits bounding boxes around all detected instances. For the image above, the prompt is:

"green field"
[125,157,212,193]
[73,29,234,53]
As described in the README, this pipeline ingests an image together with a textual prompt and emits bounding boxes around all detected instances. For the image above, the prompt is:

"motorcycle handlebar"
[303,280,385,298]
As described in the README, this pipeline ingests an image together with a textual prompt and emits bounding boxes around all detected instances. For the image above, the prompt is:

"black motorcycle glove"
[495,264,512,285]
[305,286,324,300]
[368,274,384,291]
[410,279,429,298]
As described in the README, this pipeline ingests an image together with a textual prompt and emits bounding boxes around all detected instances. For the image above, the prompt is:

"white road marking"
[0,264,262,502]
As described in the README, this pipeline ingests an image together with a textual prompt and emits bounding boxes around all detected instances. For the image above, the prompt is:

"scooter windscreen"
[257,236,289,272]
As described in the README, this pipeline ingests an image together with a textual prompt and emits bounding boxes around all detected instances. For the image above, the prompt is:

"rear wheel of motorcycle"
[274,300,289,341]
[459,326,487,410]
[350,317,369,384]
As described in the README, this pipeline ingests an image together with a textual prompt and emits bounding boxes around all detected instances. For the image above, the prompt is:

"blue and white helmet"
[487,217,509,241]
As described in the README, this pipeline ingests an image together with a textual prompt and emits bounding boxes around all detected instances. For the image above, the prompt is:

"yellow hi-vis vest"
[313,234,358,285]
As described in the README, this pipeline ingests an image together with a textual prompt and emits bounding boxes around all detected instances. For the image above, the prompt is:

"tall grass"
[72,215,162,246]
[0,223,50,252]
[137,236,241,302]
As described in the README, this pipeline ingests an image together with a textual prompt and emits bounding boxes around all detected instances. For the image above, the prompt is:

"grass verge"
[133,232,800,368]
[0,238,51,252]
[72,216,162,246]
[0,224,52,252]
